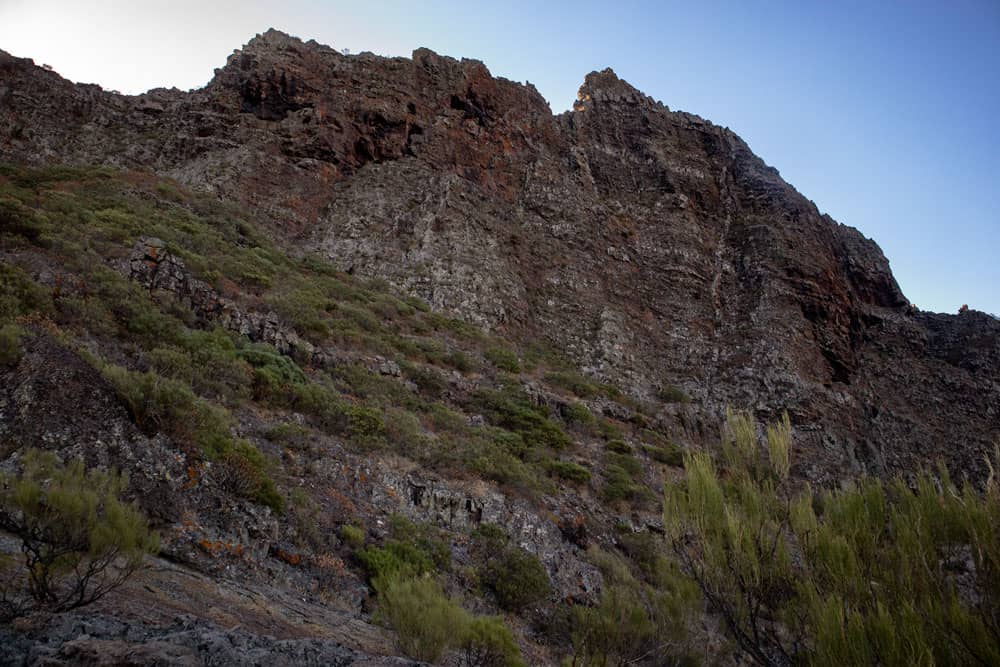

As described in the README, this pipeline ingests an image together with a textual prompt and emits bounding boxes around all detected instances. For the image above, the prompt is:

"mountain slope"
[2,30,995,483]
[0,29,998,665]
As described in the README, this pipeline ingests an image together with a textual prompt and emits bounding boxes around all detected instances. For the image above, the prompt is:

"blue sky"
[2,1,997,314]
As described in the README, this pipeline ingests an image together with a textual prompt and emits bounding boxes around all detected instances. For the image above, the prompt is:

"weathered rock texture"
[1,29,997,483]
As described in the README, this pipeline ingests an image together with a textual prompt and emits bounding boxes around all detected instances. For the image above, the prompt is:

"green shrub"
[562,401,596,428]
[357,516,450,582]
[0,264,52,321]
[0,196,44,243]
[663,412,1000,666]
[239,343,307,402]
[374,576,467,663]
[264,423,311,449]
[546,460,592,484]
[606,451,643,477]
[216,440,284,513]
[0,323,23,366]
[606,439,633,454]
[471,523,510,552]
[388,515,450,571]
[345,405,386,447]
[358,541,435,582]
[181,329,253,400]
[598,419,624,441]
[564,547,700,666]
[603,464,638,503]
[471,387,571,452]
[545,371,599,398]
[401,361,447,398]
[339,524,365,549]
[481,546,551,612]
[484,347,521,373]
[0,450,159,621]
[103,366,228,451]
[444,349,474,372]
[656,385,689,403]
[461,616,525,667]
[643,443,684,467]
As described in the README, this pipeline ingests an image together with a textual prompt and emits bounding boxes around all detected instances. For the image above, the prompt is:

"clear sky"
[1,0,997,315]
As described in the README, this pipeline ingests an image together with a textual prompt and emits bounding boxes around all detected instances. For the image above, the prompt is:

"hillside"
[0,30,998,665]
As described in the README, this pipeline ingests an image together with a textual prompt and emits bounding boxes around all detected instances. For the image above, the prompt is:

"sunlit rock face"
[1,29,997,483]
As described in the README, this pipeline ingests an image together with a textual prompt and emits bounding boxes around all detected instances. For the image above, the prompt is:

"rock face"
[1,29,997,481]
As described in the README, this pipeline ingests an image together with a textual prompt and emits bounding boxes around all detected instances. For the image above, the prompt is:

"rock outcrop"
[1,28,997,484]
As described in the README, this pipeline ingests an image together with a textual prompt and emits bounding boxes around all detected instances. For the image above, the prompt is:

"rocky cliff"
[3,29,995,483]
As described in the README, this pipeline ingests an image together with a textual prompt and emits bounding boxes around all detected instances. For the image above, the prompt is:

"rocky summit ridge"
[0,28,998,665]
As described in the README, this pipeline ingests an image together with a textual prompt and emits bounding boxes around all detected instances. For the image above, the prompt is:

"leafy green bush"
[546,460,592,484]
[374,575,465,663]
[345,405,387,447]
[480,545,551,612]
[357,516,449,582]
[484,347,521,373]
[561,401,596,429]
[471,387,571,452]
[358,541,434,582]
[339,524,365,549]
[563,546,700,666]
[264,422,311,449]
[663,410,1000,666]
[461,616,525,667]
[0,450,159,621]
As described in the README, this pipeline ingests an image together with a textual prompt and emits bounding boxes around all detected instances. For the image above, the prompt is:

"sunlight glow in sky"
[1,0,997,315]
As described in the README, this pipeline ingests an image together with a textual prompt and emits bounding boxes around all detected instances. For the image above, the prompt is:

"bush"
[656,385,689,403]
[471,387,571,452]
[606,439,633,454]
[375,576,465,663]
[217,440,284,513]
[0,264,52,321]
[0,450,159,621]
[545,371,599,398]
[643,443,684,467]
[481,545,551,612]
[0,323,23,366]
[104,366,228,450]
[484,347,521,373]
[339,524,365,549]
[461,616,525,667]
[358,541,433,582]
[561,401,596,429]
[445,350,474,373]
[374,571,525,666]
[401,361,447,398]
[663,412,1000,666]
[546,460,592,484]
[357,516,449,582]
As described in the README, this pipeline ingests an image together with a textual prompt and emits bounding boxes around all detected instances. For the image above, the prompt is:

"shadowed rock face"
[1,28,997,482]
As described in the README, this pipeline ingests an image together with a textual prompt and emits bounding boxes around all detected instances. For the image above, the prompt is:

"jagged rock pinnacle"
[574,67,663,110]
